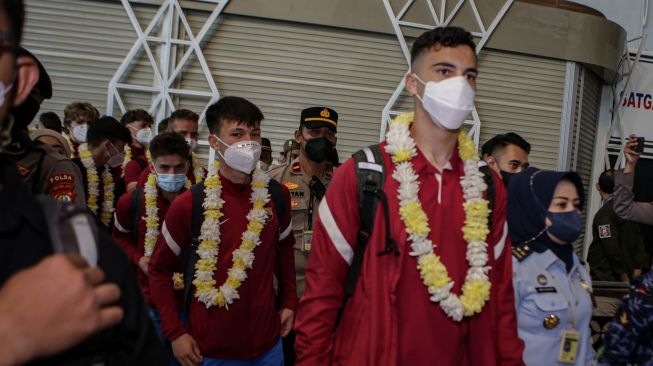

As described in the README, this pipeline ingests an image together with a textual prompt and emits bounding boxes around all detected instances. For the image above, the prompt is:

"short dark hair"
[157,117,169,134]
[205,96,264,134]
[598,169,615,194]
[481,132,531,157]
[120,109,154,127]
[86,116,132,148]
[39,111,62,133]
[169,109,199,125]
[2,0,24,48]
[410,26,476,66]
[149,131,191,161]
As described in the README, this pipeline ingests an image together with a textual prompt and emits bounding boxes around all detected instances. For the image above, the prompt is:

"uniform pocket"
[531,290,568,312]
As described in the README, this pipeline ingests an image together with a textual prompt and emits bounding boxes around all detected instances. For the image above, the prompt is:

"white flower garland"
[79,143,114,226]
[143,173,159,257]
[192,161,270,308]
[385,113,491,321]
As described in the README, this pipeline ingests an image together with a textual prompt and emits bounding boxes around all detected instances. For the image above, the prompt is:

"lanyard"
[307,189,314,230]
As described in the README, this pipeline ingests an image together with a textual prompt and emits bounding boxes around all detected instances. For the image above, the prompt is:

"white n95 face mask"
[216,137,261,174]
[72,123,88,143]
[136,127,152,145]
[413,74,475,130]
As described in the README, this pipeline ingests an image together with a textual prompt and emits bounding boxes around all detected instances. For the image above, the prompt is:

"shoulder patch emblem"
[284,181,300,190]
[598,224,611,239]
[512,245,533,262]
[16,164,31,177]
[47,173,76,203]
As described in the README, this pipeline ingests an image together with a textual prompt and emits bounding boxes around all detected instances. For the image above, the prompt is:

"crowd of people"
[1,1,652,365]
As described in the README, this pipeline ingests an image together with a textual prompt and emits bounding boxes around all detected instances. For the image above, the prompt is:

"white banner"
[615,59,653,158]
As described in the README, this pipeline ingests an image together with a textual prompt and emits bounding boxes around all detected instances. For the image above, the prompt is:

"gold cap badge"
[320,108,330,118]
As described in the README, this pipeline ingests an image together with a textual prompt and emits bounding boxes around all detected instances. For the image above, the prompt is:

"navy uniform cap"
[300,107,337,132]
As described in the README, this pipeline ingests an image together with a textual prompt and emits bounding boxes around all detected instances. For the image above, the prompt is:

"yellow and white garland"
[143,173,159,257]
[385,112,491,321]
[79,143,115,226]
[192,161,270,308]
[121,145,133,175]
[191,152,204,184]
[143,173,184,288]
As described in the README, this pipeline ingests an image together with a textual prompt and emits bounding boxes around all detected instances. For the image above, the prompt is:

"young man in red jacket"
[112,131,190,320]
[149,96,297,366]
[295,26,524,365]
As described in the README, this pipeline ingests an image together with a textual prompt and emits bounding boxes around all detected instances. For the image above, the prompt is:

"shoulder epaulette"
[512,244,534,262]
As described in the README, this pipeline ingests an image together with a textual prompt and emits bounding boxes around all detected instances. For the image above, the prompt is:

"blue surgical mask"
[155,168,187,193]
[546,210,582,243]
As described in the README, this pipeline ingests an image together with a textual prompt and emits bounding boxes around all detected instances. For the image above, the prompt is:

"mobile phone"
[634,137,645,153]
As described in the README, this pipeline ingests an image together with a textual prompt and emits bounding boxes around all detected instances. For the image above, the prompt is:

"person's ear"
[404,71,418,96]
[294,129,302,144]
[208,134,220,151]
[12,55,40,107]
[486,155,497,168]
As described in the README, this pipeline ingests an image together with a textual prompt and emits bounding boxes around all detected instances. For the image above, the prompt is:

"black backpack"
[344,144,497,301]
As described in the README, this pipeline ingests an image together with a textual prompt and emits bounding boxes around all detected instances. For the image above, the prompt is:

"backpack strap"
[129,188,143,244]
[268,179,286,225]
[344,145,395,299]
[182,182,205,315]
[478,165,496,229]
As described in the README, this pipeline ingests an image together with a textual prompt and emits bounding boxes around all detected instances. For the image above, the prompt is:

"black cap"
[300,107,337,132]
[18,47,52,99]
[283,139,299,153]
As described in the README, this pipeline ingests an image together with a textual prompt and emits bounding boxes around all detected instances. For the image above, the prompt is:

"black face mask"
[500,170,517,188]
[304,137,334,163]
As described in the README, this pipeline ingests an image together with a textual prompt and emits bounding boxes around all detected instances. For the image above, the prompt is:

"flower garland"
[143,173,159,257]
[192,152,204,183]
[192,161,270,308]
[385,112,491,321]
[121,145,133,176]
[79,143,115,226]
[63,133,74,158]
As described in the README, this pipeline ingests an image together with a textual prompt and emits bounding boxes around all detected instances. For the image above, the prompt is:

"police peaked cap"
[300,107,337,132]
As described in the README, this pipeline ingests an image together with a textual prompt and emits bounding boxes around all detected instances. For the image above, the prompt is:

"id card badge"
[557,329,580,364]
[302,230,313,252]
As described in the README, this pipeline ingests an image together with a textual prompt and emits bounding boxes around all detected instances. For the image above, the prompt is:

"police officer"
[278,138,299,166]
[508,168,594,365]
[588,169,647,282]
[7,47,86,205]
[269,106,338,296]
[268,106,337,366]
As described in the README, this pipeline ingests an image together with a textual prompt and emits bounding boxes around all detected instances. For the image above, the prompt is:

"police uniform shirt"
[268,158,330,296]
[15,141,86,206]
[512,242,595,365]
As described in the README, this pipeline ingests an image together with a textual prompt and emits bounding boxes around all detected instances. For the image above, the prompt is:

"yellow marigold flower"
[199,240,218,250]
[399,201,429,236]
[193,279,216,294]
[145,217,158,227]
[464,201,489,218]
[461,279,491,316]
[242,239,255,251]
[196,258,217,273]
[253,180,266,188]
[172,272,184,289]
[226,276,241,289]
[458,131,478,161]
[205,209,224,220]
[392,112,414,126]
[248,221,264,235]
[393,149,412,163]
[214,292,226,307]
[233,259,246,271]
[253,200,265,210]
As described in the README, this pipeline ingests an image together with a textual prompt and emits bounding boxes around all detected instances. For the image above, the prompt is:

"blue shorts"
[200,338,284,366]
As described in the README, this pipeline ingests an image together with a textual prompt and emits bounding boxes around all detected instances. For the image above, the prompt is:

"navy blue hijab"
[507,167,585,272]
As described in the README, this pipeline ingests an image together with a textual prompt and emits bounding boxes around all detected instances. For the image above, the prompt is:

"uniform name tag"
[558,329,580,364]
[535,286,557,293]
[302,230,313,252]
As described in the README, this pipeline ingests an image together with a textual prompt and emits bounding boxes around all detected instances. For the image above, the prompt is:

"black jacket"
[0,154,164,365]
